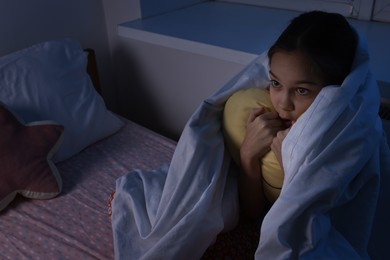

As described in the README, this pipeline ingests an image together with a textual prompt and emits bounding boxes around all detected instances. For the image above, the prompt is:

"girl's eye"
[270,80,281,88]
[296,88,309,95]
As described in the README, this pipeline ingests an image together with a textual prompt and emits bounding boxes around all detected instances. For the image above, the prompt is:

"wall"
[0,0,112,106]
[112,37,244,140]
[140,0,205,18]
[101,0,141,113]
[102,0,244,139]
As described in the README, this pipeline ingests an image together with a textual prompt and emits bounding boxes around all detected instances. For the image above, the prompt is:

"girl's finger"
[247,107,265,124]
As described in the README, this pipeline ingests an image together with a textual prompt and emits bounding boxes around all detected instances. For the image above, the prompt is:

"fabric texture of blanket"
[111,32,390,259]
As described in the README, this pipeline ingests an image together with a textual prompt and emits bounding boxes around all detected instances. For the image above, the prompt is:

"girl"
[239,11,358,220]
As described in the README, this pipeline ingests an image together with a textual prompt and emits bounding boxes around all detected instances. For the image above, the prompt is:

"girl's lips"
[281,119,293,127]
[278,113,296,126]
[281,118,296,127]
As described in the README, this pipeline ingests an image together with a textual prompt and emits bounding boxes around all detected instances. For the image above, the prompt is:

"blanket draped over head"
[111,32,390,259]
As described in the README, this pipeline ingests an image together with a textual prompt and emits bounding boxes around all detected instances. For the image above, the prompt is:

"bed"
[0,38,177,259]
[1,37,389,260]
[0,37,261,260]
[1,120,176,259]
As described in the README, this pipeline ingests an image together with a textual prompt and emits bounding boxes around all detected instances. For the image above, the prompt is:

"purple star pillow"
[0,103,64,211]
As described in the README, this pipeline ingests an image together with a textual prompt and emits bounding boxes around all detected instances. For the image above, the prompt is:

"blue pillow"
[0,38,124,162]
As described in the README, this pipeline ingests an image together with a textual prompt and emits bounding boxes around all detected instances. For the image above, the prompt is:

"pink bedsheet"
[0,119,176,259]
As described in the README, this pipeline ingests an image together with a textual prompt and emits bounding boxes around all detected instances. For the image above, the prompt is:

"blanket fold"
[112,33,390,259]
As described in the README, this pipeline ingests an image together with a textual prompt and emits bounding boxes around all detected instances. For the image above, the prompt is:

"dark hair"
[268,11,357,86]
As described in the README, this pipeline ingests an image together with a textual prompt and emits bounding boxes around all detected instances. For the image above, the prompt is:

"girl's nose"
[278,92,294,111]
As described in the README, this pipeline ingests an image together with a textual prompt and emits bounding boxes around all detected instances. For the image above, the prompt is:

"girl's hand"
[238,107,287,220]
[240,107,286,166]
[271,128,290,168]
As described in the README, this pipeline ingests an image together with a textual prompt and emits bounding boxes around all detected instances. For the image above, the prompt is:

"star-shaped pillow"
[0,103,64,211]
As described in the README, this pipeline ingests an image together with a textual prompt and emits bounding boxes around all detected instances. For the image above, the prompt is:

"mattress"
[0,118,176,259]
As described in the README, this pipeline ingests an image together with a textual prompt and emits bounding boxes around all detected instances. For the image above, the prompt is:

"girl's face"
[269,51,324,124]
